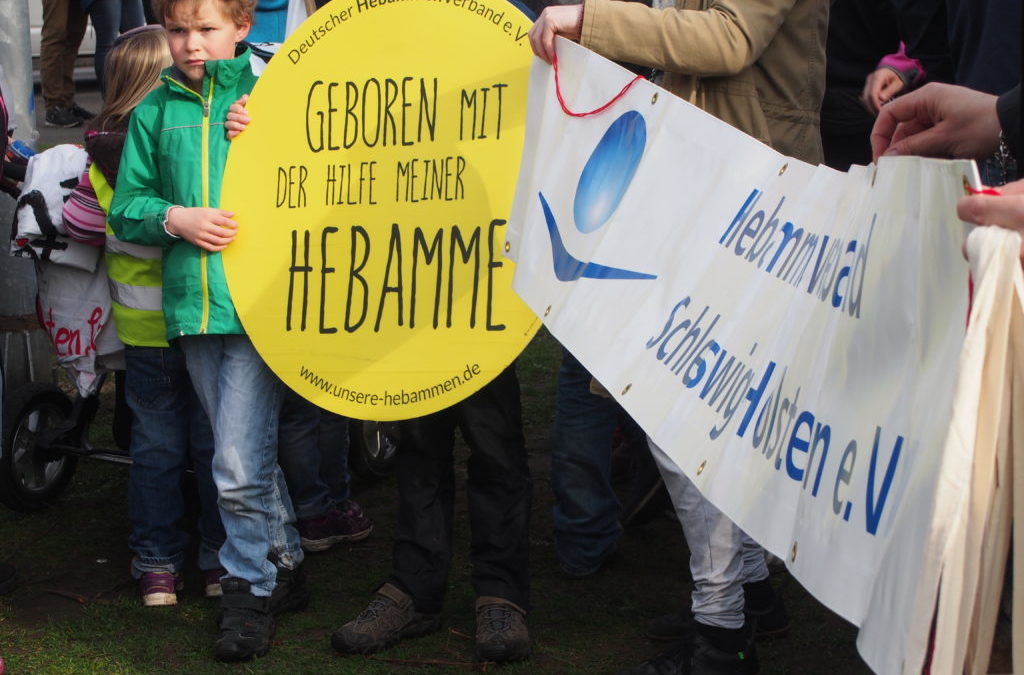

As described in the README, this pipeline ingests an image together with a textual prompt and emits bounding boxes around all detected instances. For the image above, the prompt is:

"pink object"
[877,42,926,88]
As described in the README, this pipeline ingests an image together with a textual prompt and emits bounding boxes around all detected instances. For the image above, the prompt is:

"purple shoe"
[140,572,183,607]
[298,499,373,552]
[204,567,227,598]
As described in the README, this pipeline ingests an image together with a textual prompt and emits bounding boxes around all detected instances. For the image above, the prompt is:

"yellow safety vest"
[93,164,168,347]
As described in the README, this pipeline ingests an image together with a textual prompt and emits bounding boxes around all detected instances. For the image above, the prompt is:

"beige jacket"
[580,0,828,164]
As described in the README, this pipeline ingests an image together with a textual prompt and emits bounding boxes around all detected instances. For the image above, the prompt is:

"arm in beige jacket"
[579,0,797,77]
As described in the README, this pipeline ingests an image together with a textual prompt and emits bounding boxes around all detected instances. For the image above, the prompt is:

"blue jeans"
[86,0,144,95]
[125,345,223,576]
[649,439,768,629]
[179,335,302,597]
[278,389,351,521]
[550,348,628,575]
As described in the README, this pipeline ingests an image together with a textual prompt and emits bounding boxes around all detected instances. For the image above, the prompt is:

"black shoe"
[269,561,309,616]
[213,578,275,662]
[619,631,758,675]
[69,103,95,121]
[44,107,82,128]
[743,593,789,640]
[644,609,692,642]
[742,580,790,640]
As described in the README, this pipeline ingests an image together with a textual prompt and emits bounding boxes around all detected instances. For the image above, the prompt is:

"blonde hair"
[92,26,171,131]
[151,0,256,28]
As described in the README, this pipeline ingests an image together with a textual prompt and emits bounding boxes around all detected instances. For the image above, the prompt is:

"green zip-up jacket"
[109,47,256,340]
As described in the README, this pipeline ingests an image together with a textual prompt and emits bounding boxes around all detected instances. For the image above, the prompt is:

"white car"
[28,0,97,59]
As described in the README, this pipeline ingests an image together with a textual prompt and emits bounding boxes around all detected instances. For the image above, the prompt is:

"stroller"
[1,116,396,515]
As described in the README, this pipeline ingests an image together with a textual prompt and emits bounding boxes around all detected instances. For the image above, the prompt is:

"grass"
[0,328,871,674]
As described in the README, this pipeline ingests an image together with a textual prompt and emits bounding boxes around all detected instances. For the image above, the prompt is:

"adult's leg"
[86,0,117,94]
[550,348,622,576]
[40,0,86,109]
[649,440,745,630]
[388,408,456,614]
[459,365,532,610]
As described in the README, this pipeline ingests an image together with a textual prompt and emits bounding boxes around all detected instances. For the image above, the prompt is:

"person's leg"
[182,352,225,580]
[459,365,531,610]
[550,348,622,576]
[278,391,369,551]
[652,441,745,631]
[86,0,118,94]
[637,440,757,673]
[459,364,532,663]
[318,410,351,504]
[332,409,451,655]
[125,346,191,602]
[388,409,457,614]
[277,389,334,521]
[119,0,145,31]
[40,0,84,111]
[180,334,299,597]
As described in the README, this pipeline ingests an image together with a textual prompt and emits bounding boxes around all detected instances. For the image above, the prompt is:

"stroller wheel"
[1,383,77,512]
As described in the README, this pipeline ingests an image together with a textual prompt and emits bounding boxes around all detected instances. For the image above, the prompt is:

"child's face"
[165,0,250,91]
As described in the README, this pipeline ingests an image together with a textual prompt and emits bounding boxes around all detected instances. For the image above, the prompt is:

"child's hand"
[166,206,239,251]
[225,94,250,140]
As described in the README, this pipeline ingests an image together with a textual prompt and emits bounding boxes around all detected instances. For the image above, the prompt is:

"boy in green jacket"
[109,0,306,662]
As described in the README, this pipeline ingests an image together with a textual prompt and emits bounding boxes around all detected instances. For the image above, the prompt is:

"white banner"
[507,40,983,674]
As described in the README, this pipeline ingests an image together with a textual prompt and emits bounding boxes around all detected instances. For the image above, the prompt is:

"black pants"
[388,365,532,614]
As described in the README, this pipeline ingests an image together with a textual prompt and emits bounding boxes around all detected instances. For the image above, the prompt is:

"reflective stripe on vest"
[92,165,170,347]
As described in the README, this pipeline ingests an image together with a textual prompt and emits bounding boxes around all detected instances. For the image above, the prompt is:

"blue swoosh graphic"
[539,192,657,281]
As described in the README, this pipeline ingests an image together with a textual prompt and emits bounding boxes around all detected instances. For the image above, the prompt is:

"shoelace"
[357,596,393,623]
[479,605,514,633]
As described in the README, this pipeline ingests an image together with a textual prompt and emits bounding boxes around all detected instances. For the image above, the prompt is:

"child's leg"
[184,373,225,575]
[179,334,302,597]
[126,345,193,580]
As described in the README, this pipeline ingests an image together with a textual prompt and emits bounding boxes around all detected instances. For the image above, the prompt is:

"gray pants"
[649,439,768,629]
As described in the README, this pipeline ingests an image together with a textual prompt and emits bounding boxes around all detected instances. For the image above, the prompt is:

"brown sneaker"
[475,596,530,663]
[330,583,441,654]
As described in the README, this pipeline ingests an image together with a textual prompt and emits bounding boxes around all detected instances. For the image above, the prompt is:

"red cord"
[552,49,645,118]
[965,185,1002,196]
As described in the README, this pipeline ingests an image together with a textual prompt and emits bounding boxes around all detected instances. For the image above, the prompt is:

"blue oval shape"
[573,110,647,233]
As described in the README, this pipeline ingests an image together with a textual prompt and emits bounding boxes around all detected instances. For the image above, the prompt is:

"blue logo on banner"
[539,110,656,281]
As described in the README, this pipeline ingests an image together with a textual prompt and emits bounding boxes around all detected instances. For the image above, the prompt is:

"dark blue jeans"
[126,345,224,576]
[278,389,351,521]
[550,348,634,576]
[86,0,144,95]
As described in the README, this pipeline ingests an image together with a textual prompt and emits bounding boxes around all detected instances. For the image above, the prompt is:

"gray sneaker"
[330,583,441,654]
[475,596,530,663]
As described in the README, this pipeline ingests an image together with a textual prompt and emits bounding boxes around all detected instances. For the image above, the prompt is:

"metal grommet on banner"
[621,383,631,395]
[790,541,798,562]
[544,305,551,317]
[651,92,658,105]
[697,460,707,475]
[778,163,788,176]
[504,241,511,253]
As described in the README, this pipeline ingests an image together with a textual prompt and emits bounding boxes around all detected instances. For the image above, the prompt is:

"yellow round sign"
[222,0,539,420]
